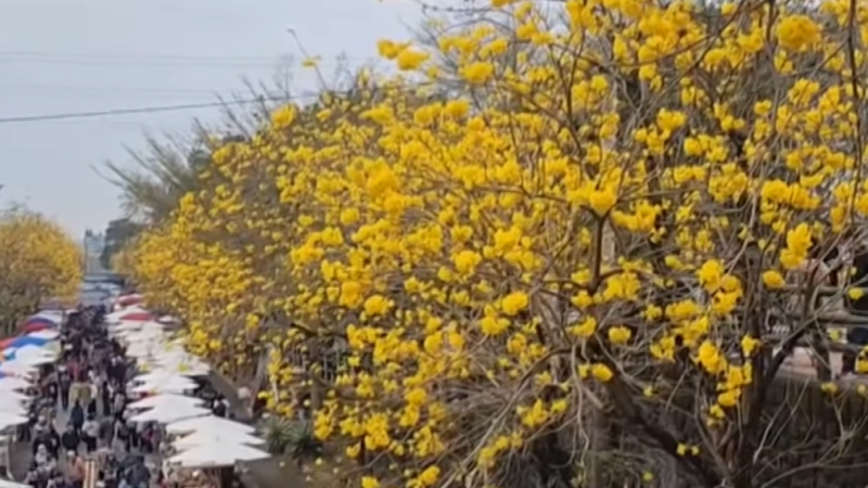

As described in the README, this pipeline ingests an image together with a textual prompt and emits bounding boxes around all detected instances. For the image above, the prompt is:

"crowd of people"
[16,306,233,488]
[21,305,139,488]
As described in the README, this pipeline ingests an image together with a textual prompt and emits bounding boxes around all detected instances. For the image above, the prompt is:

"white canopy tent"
[0,390,30,404]
[168,443,269,467]
[26,330,59,341]
[0,377,31,391]
[172,430,265,450]
[0,362,37,377]
[0,412,28,430]
[29,311,63,324]
[111,322,146,334]
[130,404,210,424]
[15,344,55,356]
[0,404,28,417]
[127,393,206,411]
[166,416,256,436]
[0,478,33,488]
[7,346,56,367]
[131,376,197,394]
[106,306,147,322]
[132,370,191,384]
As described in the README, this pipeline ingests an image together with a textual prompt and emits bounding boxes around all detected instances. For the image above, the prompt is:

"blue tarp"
[9,336,49,348]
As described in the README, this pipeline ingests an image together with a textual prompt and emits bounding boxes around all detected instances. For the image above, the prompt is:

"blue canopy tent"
[9,336,49,349]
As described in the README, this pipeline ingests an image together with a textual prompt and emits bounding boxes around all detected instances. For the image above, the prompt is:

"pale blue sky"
[0,0,422,238]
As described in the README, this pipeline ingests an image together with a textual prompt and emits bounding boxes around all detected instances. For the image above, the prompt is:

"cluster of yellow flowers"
[125,0,868,485]
[0,211,82,330]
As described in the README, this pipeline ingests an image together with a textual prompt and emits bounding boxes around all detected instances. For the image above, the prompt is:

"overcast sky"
[0,0,422,238]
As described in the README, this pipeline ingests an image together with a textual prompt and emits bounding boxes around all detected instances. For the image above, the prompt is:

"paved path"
[9,431,32,480]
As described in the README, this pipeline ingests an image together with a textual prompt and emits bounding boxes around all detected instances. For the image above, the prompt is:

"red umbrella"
[120,312,154,322]
[117,294,143,307]
[21,321,53,333]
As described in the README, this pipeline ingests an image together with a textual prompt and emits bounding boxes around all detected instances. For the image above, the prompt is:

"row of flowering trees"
[120,0,868,486]
[0,208,83,332]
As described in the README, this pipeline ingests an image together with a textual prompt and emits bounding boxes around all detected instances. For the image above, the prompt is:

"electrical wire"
[0,96,309,124]
[0,51,362,69]
[0,83,243,97]
[0,50,283,62]
[0,80,431,124]
[0,57,278,69]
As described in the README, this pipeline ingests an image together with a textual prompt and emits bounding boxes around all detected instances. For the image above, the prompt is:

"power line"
[0,83,259,100]
[0,57,279,69]
[0,50,285,62]
[0,83,247,97]
[0,97,307,124]
[0,80,433,124]
[0,51,366,69]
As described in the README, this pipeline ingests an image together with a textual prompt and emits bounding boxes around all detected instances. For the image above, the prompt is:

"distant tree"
[0,209,82,332]
[100,218,145,272]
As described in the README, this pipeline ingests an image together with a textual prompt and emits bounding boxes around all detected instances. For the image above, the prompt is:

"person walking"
[78,378,92,411]
[87,381,98,419]
[82,415,99,453]
[101,377,112,417]
[69,401,85,438]
[112,418,129,453]
[60,426,79,455]
[112,392,125,421]
[58,367,71,411]
[68,452,85,488]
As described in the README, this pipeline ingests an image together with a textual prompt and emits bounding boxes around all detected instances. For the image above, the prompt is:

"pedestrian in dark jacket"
[70,402,85,435]
[58,369,71,410]
[60,427,79,453]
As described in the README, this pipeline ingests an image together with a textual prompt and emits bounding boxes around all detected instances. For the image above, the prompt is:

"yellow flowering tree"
[124,0,868,486]
[0,209,83,331]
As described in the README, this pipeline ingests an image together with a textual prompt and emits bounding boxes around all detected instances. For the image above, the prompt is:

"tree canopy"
[120,0,868,486]
[0,210,83,332]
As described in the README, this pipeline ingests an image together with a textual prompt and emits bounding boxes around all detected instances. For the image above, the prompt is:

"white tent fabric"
[0,404,27,417]
[0,377,31,390]
[130,405,210,424]
[131,377,197,394]
[27,330,59,340]
[166,416,256,436]
[0,478,33,488]
[0,362,37,376]
[111,322,145,333]
[172,431,265,449]
[168,443,269,467]
[30,311,63,324]
[0,395,27,409]
[8,355,53,368]
[106,306,147,321]
[0,412,28,429]
[106,307,148,324]
[132,370,190,385]
[10,346,57,367]
[0,390,30,403]
[15,344,54,356]
[127,393,206,411]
